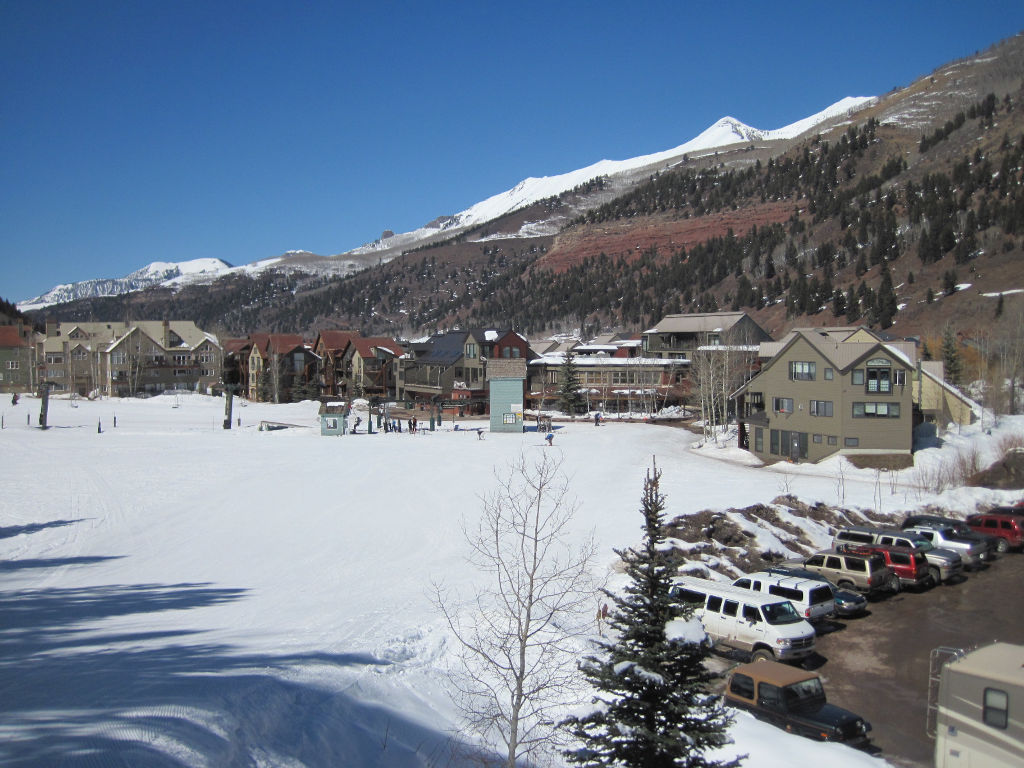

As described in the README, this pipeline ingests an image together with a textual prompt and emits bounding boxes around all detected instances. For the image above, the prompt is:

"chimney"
[163,319,170,348]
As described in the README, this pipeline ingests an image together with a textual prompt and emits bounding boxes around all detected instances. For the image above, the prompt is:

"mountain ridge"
[19,98,872,309]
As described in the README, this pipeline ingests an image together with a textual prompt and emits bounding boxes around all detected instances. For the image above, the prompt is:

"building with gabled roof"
[0,324,35,393]
[37,320,222,396]
[734,326,918,463]
[643,311,772,359]
[344,337,405,399]
[247,333,318,403]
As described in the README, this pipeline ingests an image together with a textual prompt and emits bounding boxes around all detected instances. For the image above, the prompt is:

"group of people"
[380,416,418,434]
[350,414,422,435]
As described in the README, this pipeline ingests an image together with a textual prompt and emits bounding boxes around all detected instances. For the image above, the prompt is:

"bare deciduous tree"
[434,453,597,767]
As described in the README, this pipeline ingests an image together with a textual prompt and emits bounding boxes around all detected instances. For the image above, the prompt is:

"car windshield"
[762,601,802,625]
[784,678,826,710]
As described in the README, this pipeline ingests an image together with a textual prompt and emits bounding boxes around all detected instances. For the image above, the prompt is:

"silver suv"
[902,526,986,569]
[832,526,963,585]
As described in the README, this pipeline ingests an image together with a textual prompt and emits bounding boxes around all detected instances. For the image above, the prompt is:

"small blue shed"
[319,402,348,436]
[487,359,527,433]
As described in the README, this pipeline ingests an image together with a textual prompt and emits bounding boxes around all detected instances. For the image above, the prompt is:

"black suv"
[724,659,871,744]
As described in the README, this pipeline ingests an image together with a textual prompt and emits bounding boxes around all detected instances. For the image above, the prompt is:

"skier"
[545,432,554,446]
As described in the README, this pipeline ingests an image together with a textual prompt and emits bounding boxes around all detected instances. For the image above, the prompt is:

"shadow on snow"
[0,518,87,540]
[0,580,490,767]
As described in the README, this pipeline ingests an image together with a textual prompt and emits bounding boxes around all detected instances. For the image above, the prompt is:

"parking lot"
[809,552,1024,766]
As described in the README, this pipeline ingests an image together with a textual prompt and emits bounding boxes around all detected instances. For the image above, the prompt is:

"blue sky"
[3,1,1024,303]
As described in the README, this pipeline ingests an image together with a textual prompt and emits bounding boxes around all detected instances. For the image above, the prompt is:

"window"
[72,349,88,360]
[828,435,838,446]
[824,367,834,380]
[757,683,783,711]
[675,588,705,606]
[722,600,738,617]
[111,352,127,365]
[706,596,722,612]
[866,367,891,393]
[853,402,901,418]
[810,400,833,417]
[6,360,19,370]
[769,429,779,455]
[45,353,64,364]
[825,556,842,569]
[754,428,763,453]
[730,673,755,699]
[844,437,860,448]
[813,433,823,443]
[773,397,794,413]
[768,585,802,601]
[806,555,825,567]
[852,369,864,385]
[325,418,338,429]
[742,606,760,624]
[174,354,191,365]
[502,347,510,358]
[503,413,516,424]
[789,361,816,381]
[511,347,520,358]
[984,688,1009,729]
[465,343,477,358]
[894,369,906,386]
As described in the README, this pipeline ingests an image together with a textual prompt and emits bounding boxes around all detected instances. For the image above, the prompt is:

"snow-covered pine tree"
[562,465,740,768]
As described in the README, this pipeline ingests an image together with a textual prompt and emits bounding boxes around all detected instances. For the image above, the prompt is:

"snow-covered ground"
[2,394,1019,766]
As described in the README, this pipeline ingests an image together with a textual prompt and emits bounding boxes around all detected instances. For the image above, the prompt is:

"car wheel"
[837,580,855,591]
[888,574,902,593]
[751,648,774,663]
[996,538,1010,554]
[928,566,941,587]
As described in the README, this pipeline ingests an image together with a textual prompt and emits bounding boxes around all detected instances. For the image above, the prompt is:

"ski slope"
[3,393,1014,766]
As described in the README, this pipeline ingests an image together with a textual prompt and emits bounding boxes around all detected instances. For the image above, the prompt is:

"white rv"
[933,642,1024,768]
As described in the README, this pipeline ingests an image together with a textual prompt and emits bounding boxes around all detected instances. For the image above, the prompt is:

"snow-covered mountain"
[20,258,234,311]
[21,97,873,310]
[348,96,874,257]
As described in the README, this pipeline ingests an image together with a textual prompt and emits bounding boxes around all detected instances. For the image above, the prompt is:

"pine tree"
[558,349,584,416]
[876,266,898,329]
[942,326,963,388]
[562,466,740,768]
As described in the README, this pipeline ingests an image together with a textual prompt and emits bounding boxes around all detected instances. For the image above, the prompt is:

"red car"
[965,512,1024,553]
[838,543,932,590]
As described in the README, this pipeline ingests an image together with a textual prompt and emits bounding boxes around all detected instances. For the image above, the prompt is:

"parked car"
[731,571,836,622]
[786,549,897,595]
[764,566,868,617]
[965,512,1024,553]
[833,526,963,585]
[901,514,999,561]
[902,525,987,569]
[723,659,872,745]
[836,543,931,590]
[671,576,817,663]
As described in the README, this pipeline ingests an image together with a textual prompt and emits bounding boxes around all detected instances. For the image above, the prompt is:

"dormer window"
[865,358,892,393]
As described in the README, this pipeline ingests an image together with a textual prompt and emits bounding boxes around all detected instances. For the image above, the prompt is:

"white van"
[731,571,835,622]
[672,576,816,663]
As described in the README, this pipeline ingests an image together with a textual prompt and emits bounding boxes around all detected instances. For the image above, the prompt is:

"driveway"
[811,553,1024,767]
